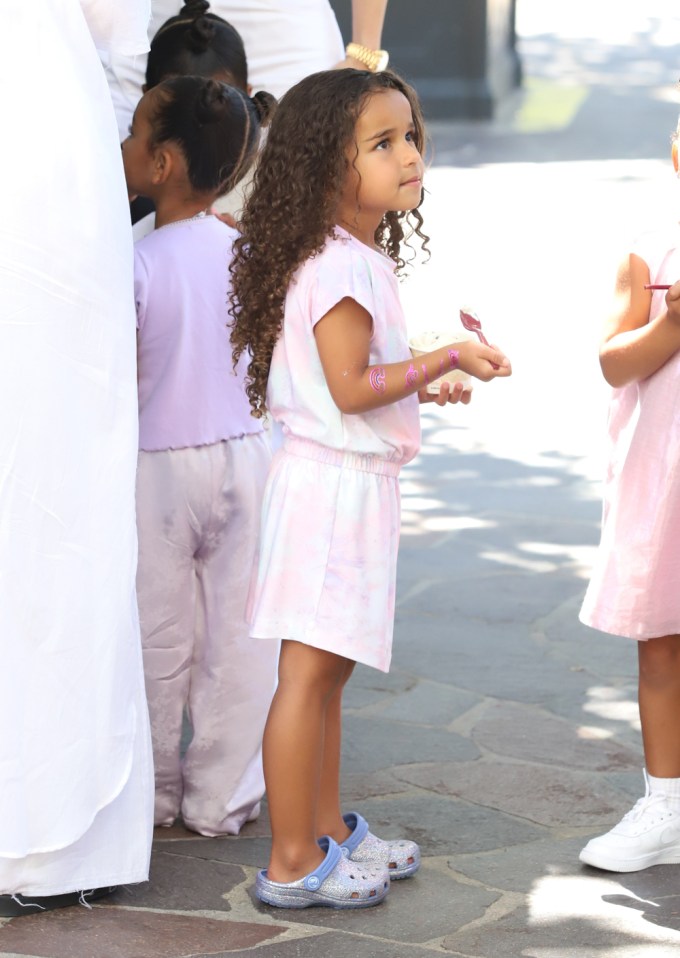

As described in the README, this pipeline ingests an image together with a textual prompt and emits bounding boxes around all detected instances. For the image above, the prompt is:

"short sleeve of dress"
[134,249,149,332]
[632,227,680,278]
[308,238,377,331]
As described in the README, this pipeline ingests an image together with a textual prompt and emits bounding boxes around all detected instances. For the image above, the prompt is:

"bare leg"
[638,635,680,777]
[317,658,355,842]
[263,640,351,883]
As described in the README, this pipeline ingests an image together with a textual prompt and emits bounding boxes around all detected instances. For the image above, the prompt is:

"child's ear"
[151,147,173,184]
[673,139,679,174]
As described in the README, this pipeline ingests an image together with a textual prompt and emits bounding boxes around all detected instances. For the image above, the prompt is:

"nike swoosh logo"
[659,825,680,846]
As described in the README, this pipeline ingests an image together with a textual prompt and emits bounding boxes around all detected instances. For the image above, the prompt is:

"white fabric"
[106,0,344,141]
[648,772,680,809]
[0,0,153,893]
[81,0,151,56]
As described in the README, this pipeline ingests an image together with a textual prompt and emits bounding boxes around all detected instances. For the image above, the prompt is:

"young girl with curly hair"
[230,67,512,909]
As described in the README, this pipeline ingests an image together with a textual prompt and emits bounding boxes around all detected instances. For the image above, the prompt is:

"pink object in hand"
[459,307,499,369]
[459,307,490,345]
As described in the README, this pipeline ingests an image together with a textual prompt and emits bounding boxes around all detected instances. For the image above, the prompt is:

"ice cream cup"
[408,331,474,395]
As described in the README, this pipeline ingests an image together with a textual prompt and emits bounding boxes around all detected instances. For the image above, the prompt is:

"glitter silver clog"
[255,836,390,909]
[340,811,421,880]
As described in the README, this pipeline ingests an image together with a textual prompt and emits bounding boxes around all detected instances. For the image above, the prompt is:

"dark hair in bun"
[250,90,276,127]
[179,0,210,14]
[147,1,248,92]
[148,76,270,197]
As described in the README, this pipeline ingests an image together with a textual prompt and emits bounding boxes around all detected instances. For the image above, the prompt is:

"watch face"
[376,50,389,71]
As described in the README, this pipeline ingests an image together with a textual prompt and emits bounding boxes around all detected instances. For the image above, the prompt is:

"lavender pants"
[136,434,278,835]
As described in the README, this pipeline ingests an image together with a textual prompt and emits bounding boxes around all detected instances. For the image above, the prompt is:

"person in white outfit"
[0,0,154,910]
[122,74,278,835]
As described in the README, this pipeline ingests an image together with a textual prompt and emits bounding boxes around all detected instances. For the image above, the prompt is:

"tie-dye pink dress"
[580,226,680,639]
[247,227,421,671]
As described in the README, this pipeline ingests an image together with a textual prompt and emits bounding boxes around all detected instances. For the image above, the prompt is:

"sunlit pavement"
[2,4,680,957]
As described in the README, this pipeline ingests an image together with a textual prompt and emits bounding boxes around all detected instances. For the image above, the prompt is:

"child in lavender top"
[122,75,277,836]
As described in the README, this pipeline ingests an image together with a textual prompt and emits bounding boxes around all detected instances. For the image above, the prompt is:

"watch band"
[345,42,389,73]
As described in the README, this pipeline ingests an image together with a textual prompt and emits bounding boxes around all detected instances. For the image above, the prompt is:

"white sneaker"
[580,777,680,873]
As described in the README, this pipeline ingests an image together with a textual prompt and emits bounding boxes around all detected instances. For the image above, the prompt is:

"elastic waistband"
[282,436,402,477]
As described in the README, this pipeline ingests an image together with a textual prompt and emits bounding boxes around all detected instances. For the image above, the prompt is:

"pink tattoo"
[448,349,460,370]
[421,364,429,385]
[369,367,386,393]
[437,358,445,378]
[405,363,418,387]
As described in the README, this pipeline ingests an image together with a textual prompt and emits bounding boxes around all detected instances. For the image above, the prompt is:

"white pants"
[136,434,277,835]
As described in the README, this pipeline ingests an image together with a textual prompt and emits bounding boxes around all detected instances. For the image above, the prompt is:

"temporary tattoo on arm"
[448,349,460,370]
[421,364,430,384]
[405,363,419,387]
[369,366,387,393]
[437,358,445,378]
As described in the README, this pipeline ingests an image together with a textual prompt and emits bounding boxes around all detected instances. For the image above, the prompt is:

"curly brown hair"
[229,68,430,418]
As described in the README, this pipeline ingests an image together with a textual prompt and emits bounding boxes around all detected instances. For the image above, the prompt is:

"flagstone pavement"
[3,3,680,956]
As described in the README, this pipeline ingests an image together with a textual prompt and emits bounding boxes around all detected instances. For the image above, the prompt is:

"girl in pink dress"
[230,68,512,909]
[579,127,680,873]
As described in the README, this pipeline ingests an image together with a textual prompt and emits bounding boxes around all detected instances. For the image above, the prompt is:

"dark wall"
[328,0,521,119]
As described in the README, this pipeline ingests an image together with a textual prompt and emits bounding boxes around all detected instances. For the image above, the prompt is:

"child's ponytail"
[251,90,276,127]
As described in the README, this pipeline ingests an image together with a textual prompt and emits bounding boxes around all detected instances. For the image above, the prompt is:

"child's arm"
[599,253,680,387]
[314,297,511,415]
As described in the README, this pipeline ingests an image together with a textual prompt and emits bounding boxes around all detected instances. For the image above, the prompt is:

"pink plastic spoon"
[459,307,499,369]
[459,307,490,346]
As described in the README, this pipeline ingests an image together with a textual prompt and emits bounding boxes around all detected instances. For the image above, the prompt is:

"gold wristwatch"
[345,42,389,73]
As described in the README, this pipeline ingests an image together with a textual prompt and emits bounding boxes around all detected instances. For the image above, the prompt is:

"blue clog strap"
[303,836,342,891]
[339,812,370,856]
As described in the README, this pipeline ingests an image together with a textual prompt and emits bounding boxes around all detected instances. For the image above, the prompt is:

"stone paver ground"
[4,3,680,956]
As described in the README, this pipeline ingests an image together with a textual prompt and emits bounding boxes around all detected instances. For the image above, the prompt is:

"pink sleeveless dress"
[580,226,680,639]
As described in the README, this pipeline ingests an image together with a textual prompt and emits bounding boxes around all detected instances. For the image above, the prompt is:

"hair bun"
[179,0,210,16]
[251,90,276,127]
[185,15,215,53]
[195,78,231,125]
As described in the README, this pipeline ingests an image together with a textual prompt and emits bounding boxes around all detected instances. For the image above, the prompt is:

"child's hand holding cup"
[408,330,475,402]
